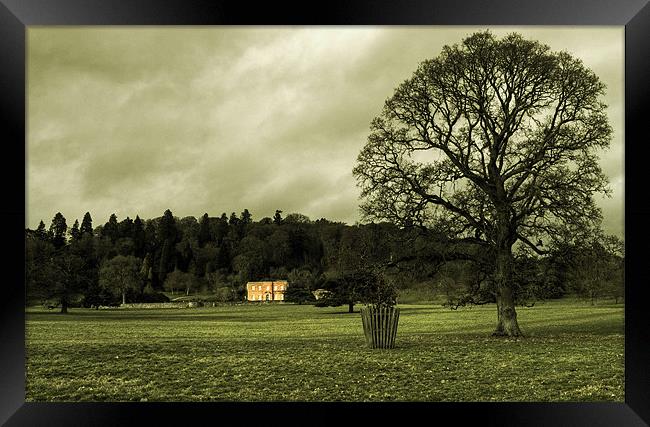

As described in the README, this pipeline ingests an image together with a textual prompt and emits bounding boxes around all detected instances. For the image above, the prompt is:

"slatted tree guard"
[360,305,400,349]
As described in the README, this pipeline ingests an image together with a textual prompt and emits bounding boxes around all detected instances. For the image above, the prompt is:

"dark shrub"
[139,292,170,303]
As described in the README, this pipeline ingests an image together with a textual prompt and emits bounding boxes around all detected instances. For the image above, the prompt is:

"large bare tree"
[353,32,612,336]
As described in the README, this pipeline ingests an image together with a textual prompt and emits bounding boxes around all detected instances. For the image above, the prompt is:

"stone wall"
[119,302,193,309]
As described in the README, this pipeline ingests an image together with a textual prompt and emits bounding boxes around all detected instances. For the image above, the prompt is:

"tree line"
[25,208,623,313]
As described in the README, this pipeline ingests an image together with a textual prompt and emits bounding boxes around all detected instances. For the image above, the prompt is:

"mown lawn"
[25,300,624,402]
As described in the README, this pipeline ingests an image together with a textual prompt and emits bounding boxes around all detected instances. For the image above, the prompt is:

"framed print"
[2,0,650,425]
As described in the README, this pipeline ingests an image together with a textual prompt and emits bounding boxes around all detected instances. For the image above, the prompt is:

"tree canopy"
[99,255,142,305]
[316,269,397,313]
[354,31,612,336]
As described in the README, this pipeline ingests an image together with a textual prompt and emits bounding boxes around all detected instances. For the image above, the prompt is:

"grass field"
[25,300,624,402]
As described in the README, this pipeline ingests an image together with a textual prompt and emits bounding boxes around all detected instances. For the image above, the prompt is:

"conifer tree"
[70,219,81,242]
[102,213,119,243]
[49,212,68,249]
[35,220,48,241]
[198,213,211,247]
[80,212,93,236]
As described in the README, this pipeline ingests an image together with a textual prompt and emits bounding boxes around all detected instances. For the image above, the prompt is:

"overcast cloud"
[27,26,624,238]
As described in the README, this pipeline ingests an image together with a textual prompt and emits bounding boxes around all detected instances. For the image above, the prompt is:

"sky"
[26,26,624,238]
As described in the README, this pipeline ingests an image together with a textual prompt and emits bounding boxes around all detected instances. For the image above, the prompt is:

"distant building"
[312,289,329,300]
[247,280,288,302]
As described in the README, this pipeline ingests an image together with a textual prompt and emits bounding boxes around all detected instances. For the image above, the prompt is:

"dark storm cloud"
[27,27,624,237]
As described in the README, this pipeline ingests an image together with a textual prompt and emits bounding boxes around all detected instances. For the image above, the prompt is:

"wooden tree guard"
[360,306,400,349]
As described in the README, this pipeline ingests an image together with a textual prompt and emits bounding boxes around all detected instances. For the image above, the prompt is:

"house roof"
[247,280,288,285]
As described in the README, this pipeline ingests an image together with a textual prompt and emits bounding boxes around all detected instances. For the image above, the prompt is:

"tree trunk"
[348,302,354,313]
[122,291,126,305]
[492,246,522,337]
[60,299,68,314]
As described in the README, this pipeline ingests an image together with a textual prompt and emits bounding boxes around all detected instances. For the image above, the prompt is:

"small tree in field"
[567,234,624,305]
[99,255,142,305]
[316,269,396,313]
[164,269,197,296]
[284,269,316,304]
[354,31,612,336]
[26,236,88,313]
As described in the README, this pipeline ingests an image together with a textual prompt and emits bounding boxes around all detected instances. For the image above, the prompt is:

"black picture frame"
[2,1,649,425]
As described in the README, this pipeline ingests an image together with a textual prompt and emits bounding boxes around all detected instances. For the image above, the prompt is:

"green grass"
[25,300,624,402]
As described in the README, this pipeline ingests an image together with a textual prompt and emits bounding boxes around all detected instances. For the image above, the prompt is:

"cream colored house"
[247,280,288,302]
